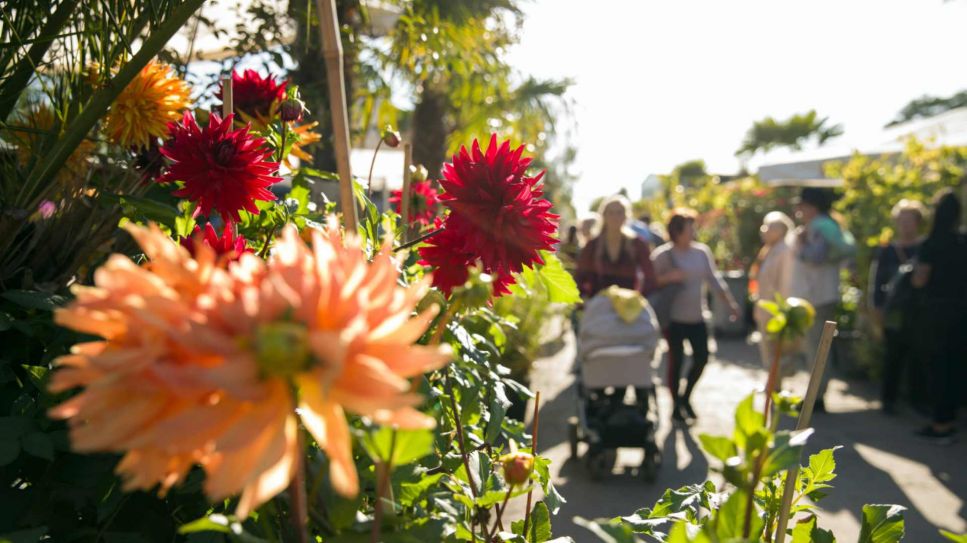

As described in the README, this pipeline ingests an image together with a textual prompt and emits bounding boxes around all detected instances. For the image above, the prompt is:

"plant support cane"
[773,321,837,543]
[315,0,357,232]
[401,142,413,243]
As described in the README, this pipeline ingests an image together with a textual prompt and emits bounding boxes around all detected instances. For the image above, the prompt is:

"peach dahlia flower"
[49,221,449,516]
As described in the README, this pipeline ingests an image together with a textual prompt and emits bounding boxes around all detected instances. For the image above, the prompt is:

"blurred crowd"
[562,187,966,445]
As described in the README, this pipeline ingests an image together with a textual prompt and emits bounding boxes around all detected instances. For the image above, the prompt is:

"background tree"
[887,89,967,126]
[736,109,843,157]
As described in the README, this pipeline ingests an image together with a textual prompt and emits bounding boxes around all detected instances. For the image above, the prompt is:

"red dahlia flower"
[419,134,558,296]
[159,112,281,222]
[218,69,287,121]
[389,180,440,226]
[179,223,251,261]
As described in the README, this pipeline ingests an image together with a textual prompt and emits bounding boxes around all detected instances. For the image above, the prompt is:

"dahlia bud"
[500,452,535,486]
[409,164,429,183]
[280,98,305,122]
[381,125,401,148]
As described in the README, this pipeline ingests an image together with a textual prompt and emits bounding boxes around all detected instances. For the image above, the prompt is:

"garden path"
[506,325,967,542]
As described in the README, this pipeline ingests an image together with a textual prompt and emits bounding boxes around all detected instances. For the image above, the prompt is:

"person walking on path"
[790,188,856,413]
[751,211,795,376]
[870,199,927,415]
[652,208,740,424]
[575,195,660,298]
[911,189,967,444]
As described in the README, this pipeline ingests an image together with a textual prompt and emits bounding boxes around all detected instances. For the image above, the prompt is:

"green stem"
[366,139,383,200]
[371,429,397,543]
[18,0,207,209]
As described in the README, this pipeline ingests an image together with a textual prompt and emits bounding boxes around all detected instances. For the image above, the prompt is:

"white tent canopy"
[755,107,967,186]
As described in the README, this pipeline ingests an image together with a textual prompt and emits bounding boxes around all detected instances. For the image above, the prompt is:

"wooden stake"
[522,390,542,538]
[773,321,837,543]
[400,142,412,243]
[220,75,232,119]
[315,0,358,232]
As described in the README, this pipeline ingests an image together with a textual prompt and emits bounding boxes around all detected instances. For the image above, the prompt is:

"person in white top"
[752,211,795,375]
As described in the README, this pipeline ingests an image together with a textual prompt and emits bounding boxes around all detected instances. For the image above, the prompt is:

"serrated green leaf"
[714,489,761,540]
[733,394,764,450]
[399,472,443,507]
[858,504,906,543]
[362,427,434,466]
[573,516,638,543]
[525,501,552,542]
[762,429,813,478]
[534,252,580,304]
[808,446,841,485]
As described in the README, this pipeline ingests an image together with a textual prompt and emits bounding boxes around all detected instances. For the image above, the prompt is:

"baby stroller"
[567,288,662,481]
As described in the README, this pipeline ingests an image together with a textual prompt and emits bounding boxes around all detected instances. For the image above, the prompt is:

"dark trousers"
[666,321,710,404]
[881,327,927,408]
[925,312,965,424]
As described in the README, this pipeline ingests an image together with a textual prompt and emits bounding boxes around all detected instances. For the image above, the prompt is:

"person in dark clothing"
[869,199,926,414]
[911,189,967,444]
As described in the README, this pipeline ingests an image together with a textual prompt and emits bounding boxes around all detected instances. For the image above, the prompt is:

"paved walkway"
[511,327,966,542]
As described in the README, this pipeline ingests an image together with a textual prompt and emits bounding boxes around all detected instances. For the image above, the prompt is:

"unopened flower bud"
[381,126,401,148]
[409,164,429,183]
[500,452,534,486]
[280,98,305,122]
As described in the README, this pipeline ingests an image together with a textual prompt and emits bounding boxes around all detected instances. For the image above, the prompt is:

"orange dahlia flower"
[105,60,191,149]
[49,220,449,516]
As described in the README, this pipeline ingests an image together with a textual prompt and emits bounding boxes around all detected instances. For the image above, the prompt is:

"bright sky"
[508,0,967,212]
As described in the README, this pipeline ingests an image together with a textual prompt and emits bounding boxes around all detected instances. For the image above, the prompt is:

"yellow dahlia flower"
[49,220,450,516]
[104,61,190,149]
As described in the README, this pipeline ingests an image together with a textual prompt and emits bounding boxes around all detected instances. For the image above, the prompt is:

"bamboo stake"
[221,75,232,119]
[773,321,837,543]
[522,390,542,538]
[315,0,358,232]
[400,142,413,243]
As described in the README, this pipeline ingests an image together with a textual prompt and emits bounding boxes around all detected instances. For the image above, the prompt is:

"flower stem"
[762,339,784,426]
[366,139,383,201]
[488,485,514,541]
[371,429,397,543]
[394,226,444,253]
[522,390,541,538]
[290,431,310,543]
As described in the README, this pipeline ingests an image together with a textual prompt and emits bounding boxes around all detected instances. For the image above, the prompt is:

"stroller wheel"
[567,417,580,459]
[641,449,661,483]
[586,448,615,481]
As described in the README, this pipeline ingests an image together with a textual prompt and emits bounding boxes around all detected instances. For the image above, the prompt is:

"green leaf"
[362,427,434,466]
[858,504,906,543]
[533,252,580,304]
[762,429,813,478]
[0,527,48,543]
[757,300,781,317]
[534,455,565,514]
[714,489,761,540]
[572,516,638,543]
[103,193,180,227]
[791,515,836,543]
[21,432,54,461]
[766,313,788,334]
[399,472,444,507]
[178,515,233,534]
[940,530,967,543]
[733,394,764,450]
[698,434,737,462]
[808,447,841,485]
[524,501,552,542]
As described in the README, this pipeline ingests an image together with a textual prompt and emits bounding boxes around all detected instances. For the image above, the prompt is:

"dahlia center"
[254,322,311,378]
[212,140,238,166]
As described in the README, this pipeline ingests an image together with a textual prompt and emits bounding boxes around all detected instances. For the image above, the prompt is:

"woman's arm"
[636,239,658,295]
[912,263,931,289]
[575,241,596,298]
[703,246,741,317]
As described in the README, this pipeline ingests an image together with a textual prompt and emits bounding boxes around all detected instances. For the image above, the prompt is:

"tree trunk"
[411,86,449,181]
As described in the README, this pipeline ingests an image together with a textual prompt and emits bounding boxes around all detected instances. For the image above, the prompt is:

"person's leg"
[933,324,958,428]
[681,322,710,406]
[666,323,687,414]
[881,331,903,412]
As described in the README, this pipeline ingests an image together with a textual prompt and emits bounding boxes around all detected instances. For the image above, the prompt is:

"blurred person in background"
[869,199,927,415]
[578,213,601,247]
[751,211,795,375]
[631,212,666,248]
[559,224,581,273]
[576,195,658,298]
[652,208,740,423]
[911,189,967,444]
[790,187,856,413]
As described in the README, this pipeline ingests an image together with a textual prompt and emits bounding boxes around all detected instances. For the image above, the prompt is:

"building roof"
[755,106,967,186]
